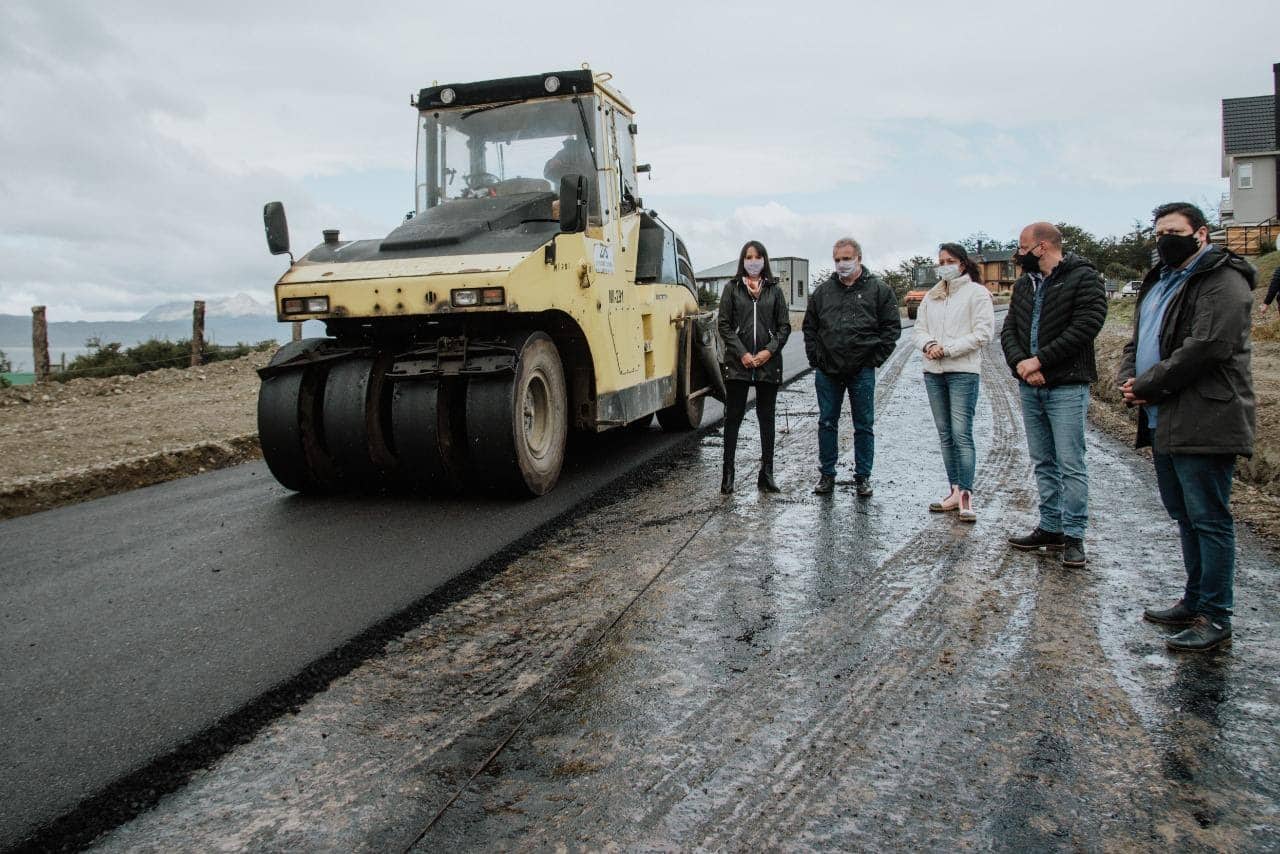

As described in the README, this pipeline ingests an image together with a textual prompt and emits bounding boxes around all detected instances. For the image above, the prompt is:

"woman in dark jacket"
[717,240,791,494]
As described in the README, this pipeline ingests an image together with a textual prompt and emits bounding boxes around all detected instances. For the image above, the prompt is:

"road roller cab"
[257,69,722,497]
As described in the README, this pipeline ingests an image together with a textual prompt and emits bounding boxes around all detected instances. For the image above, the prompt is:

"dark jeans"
[1153,452,1236,620]
[815,367,875,478]
[723,380,779,467]
[923,371,980,492]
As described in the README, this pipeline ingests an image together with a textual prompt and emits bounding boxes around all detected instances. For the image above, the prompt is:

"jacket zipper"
[752,297,758,381]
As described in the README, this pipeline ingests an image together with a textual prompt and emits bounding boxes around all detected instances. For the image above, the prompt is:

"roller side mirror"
[559,175,588,233]
[263,202,291,257]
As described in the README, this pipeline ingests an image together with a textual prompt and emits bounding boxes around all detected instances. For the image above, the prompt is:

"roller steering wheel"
[464,172,501,196]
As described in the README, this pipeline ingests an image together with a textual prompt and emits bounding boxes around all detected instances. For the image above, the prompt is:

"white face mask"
[934,263,960,281]
[744,258,765,277]
[834,259,859,278]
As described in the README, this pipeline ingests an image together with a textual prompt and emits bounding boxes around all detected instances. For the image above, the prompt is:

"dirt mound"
[0,350,273,519]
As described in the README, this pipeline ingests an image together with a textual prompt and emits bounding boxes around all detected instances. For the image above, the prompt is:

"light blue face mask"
[834,259,859,277]
[744,259,765,277]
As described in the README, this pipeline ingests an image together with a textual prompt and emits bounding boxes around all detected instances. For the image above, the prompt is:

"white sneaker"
[958,490,976,523]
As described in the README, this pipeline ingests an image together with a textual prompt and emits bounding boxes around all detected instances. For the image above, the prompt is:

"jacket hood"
[1201,246,1258,289]
[926,274,978,300]
[1054,252,1096,275]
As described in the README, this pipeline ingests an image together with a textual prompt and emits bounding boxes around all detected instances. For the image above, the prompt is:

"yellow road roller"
[257,68,723,496]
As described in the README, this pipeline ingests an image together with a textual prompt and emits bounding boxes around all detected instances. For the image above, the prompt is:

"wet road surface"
[88,328,1279,851]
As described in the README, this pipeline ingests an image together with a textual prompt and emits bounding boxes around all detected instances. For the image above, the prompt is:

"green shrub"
[53,337,278,381]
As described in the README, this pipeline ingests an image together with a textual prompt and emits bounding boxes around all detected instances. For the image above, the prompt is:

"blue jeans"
[1153,453,1236,620]
[1018,382,1089,538]
[815,367,875,478]
[924,371,980,491]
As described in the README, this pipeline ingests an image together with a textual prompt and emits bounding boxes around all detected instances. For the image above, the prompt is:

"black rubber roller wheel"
[257,365,333,492]
[657,320,705,431]
[465,332,567,495]
[391,378,466,491]
[322,356,398,488]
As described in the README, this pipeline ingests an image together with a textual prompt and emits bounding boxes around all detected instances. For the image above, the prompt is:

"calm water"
[3,346,95,373]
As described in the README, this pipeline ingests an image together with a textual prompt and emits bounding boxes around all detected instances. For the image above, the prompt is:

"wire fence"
[14,302,290,385]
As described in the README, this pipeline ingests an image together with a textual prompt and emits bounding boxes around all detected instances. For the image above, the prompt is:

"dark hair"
[1152,202,1208,231]
[735,240,773,280]
[938,242,982,283]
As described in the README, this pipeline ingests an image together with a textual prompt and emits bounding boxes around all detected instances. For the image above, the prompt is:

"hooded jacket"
[802,269,901,375]
[911,275,995,375]
[1000,252,1108,387]
[1117,246,1256,457]
[717,277,790,384]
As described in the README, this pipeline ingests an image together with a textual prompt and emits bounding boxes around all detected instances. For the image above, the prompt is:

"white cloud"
[956,173,1018,190]
[663,202,931,279]
[1,0,1276,319]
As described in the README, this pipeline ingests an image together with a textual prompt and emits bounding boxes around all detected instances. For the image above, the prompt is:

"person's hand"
[753,350,772,367]
[1261,303,1272,315]
[1016,357,1042,379]
[1119,377,1148,406]
[1026,370,1047,387]
[926,344,945,360]
[740,353,755,369]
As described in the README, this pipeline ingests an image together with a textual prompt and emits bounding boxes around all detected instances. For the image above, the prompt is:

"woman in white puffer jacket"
[913,242,995,521]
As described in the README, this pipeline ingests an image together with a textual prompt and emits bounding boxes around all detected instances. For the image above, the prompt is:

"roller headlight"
[544,75,560,93]
[282,296,329,314]
[439,87,456,105]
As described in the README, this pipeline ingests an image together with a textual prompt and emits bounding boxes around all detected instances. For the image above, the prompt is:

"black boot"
[758,464,780,493]
[721,463,735,494]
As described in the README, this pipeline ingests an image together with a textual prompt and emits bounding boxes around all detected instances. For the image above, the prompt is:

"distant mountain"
[137,293,273,322]
[0,312,323,352]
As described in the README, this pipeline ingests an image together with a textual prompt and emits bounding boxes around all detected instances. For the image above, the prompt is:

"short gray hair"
[833,236,862,257]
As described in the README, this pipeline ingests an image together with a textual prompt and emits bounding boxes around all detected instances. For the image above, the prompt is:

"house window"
[1238,163,1253,189]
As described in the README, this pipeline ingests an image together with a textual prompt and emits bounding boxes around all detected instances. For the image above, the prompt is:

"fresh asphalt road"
[3,323,873,847]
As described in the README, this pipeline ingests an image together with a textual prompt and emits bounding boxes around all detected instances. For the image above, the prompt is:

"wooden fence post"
[191,300,205,367]
[291,321,302,342]
[31,306,50,383]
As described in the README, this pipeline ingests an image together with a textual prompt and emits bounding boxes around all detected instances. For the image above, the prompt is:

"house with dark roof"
[1220,63,1279,230]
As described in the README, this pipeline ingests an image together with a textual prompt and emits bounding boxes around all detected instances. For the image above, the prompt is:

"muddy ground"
[86,336,1280,851]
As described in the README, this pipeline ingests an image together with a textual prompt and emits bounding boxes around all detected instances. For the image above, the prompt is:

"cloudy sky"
[1,0,1276,320]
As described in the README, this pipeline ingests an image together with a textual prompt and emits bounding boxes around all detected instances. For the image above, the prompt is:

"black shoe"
[1007,527,1065,551]
[1167,614,1232,652]
[1061,536,1087,567]
[1143,599,1197,628]
[758,466,781,493]
[813,474,835,495]
[720,464,735,495]
[854,476,873,498]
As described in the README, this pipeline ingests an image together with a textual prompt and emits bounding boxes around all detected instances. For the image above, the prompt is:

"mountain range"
[1,294,322,359]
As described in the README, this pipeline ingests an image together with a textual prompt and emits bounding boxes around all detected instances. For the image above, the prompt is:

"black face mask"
[1016,249,1041,275]
[1156,233,1201,268]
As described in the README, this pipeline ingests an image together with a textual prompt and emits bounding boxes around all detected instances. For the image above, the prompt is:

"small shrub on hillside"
[0,349,10,388]
[54,337,278,381]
